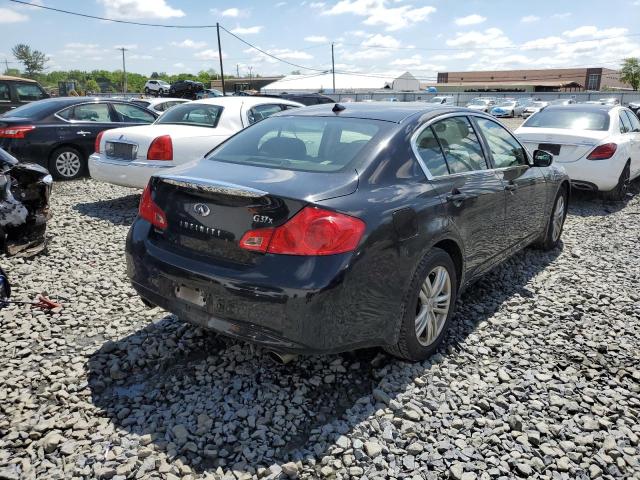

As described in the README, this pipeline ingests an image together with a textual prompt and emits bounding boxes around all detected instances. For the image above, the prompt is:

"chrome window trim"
[410,111,499,181]
[54,101,117,124]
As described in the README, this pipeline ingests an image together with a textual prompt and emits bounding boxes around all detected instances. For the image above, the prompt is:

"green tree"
[12,44,48,78]
[621,57,640,91]
[4,67,21,76]
[85,79,100,93]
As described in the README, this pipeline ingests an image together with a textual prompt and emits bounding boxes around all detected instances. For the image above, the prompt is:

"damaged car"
[0,147,52,256]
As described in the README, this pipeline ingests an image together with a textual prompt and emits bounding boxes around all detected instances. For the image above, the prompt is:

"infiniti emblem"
[193,203,211,217]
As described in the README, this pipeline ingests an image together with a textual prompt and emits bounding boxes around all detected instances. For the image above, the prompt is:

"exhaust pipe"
[266,350,298,365]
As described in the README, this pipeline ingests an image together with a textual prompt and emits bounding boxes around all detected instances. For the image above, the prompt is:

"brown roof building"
[430,67,626,92]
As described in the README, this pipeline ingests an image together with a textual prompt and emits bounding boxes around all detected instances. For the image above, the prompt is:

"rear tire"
[144,87,150,94]
[602,162,630,201]
[384,248,458,362]
[536,186,567,251]
[49,146,85,180]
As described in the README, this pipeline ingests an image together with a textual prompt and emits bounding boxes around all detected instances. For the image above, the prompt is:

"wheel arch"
[431,238,464,292]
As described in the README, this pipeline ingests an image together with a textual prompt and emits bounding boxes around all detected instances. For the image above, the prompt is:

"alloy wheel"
[55,151,81,178]
[551,195,566,242]
[415,266,452,346]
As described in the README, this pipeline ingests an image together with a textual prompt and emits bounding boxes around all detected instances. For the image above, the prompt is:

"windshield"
[207,116,388,173]
[155,103,222,128]
[469,99,487,105]
[523,110,610,131]
[429,97,445,103]
[530,102,546,108]
[1,100,55,119]
[496,101,516,107]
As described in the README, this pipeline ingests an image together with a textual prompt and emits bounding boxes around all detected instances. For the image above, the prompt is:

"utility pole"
[331,43,336,94]
[216,23,225,95]
[236,64,240,78]
[118,47,128,94]
[248,66,253,89]
[4,59,9,74]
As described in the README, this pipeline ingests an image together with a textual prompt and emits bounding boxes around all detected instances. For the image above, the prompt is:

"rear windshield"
[523,110,610,131]
[207,116,387,173]
[155,103,222,128]
[1,100,54,119]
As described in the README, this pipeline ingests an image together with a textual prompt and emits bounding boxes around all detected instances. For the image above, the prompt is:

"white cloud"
[390,54,422,67]
[230,25,263,35]
[275,1,287,6]
[552,12,571,19]
[304,35,328,43]
[173,62,185,68]
[194,49,220,60]
[114,44,138,50]
[361,33,401,48]
[563,26,628,39]
[521,15,540,23]
[0,8,28,23]
[324,0,436,31]
[210,7,250,18]
[454,14,486,26]
[171,39,207,49]
[268,49,313,60]
[98,0,185,19]
[446,28,513,49]
[310,2,326,7]
[521,36,565,50]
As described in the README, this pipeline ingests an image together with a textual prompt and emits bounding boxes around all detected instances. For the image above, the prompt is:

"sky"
[1,0,640,81]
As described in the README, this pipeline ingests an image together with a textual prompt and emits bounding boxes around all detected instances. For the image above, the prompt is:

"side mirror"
[533,150,553,167]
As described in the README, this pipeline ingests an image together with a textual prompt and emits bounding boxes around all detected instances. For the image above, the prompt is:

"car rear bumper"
[125,220,404,354]
[558,156,626,191]
[89,154,174,189]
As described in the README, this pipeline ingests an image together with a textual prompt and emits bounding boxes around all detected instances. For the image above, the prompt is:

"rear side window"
[15,83,46,102]
[475,118,528,168]
[0,82,9,102]
[111,103,156,123]
[61,103,111,122]
[414,127,449,177]
[624,110,640,132]
[208,116,386,173]
[156,103,222,127]
[247,104,285,124]
[431,116,488,174]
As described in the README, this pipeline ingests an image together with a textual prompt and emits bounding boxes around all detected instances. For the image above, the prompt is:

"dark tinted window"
[247,104,284,124]
[432,116,487,173]
[15,83,46,102]
[156,103,222,127]
[619,112,632,133]
[414,126,449,177]
[475,118,528,168]
[111,103,156,123]
[624,110,640,131]
[130,100,151,108]
[523,109,610,131]
[0,83,9,102]
[3,100,57,118]
[208,116,387,173]
[62,103,111,122]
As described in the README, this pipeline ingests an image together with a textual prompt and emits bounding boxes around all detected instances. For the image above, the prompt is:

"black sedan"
[0,98,158,179]
[126,103,569,361]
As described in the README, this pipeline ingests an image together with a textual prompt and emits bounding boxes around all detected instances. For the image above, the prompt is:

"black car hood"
[156,159,359,203]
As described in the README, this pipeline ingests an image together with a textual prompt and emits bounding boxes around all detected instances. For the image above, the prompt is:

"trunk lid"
[149,161,359,264]
[515,127,610,163]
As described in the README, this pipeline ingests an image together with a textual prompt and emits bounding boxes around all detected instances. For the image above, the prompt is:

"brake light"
[587,143,617,160]
[0,125,35,139]
[147,135,173,160]
[240,206,365,256]
[139,182,167,230]
[95,131,105,154]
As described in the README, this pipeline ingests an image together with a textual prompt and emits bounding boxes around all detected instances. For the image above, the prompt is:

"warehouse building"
[429,67,626,92]
[261,71,420,93]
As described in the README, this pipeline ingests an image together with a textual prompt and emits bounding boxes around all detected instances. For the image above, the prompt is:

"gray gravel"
[1,175,639,480]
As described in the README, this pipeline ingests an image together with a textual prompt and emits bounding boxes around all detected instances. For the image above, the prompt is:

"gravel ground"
[1,169,639,480]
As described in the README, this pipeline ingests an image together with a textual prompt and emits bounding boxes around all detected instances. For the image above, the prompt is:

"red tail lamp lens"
[587,143,617,160]
[139,183,167,230]
[147,135,173,160]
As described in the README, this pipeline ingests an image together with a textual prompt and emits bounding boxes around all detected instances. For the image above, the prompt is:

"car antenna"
[332,103,346,113]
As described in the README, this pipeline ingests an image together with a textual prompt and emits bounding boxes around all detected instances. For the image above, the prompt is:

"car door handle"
[505,183,518,192]
[76,130,91,136]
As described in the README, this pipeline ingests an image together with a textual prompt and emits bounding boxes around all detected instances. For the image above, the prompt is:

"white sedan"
[515,104,640,200]
[89,97,303,188]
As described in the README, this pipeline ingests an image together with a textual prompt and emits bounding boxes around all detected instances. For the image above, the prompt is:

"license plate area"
[106,141,138,160]
[538,143,561,156]
[175,285,206,307]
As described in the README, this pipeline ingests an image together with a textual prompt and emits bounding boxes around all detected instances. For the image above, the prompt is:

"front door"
[422,115,507,276]
[473,117,547,247]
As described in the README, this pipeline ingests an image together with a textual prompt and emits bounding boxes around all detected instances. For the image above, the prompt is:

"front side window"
[414,126,449,177]
[62,103,111,122]
[15,83,46,102]
[475,118,528,168]
[247,104,285,125]
[0,82,9,102]
[624,110,640,132]
[208,116,386,173]
[112,103,156,123]
[155,103,222,128]
[431,116,488,174]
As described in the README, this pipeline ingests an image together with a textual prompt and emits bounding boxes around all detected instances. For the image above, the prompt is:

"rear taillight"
[147,135,173,160]
[139,182,167,230]
[240,206,365,256]
[587,143,617,160]
[0,125,35,139]
[95,131,105,154]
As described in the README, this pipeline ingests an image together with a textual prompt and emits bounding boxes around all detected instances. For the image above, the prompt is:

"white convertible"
[515,104,640,200]
[89,97,303,188]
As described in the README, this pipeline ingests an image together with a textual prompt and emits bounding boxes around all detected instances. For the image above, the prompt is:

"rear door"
[622,110,640,178]
[474,116,547,247]
[418,115,507,275]
[56,102,115,156]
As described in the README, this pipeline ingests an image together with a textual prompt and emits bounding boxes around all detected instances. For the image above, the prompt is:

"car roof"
[280,102,465,123]
[0,75,38,83]
[191,96,303,108]
[134,97,189,105]
[544,104,615,113]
